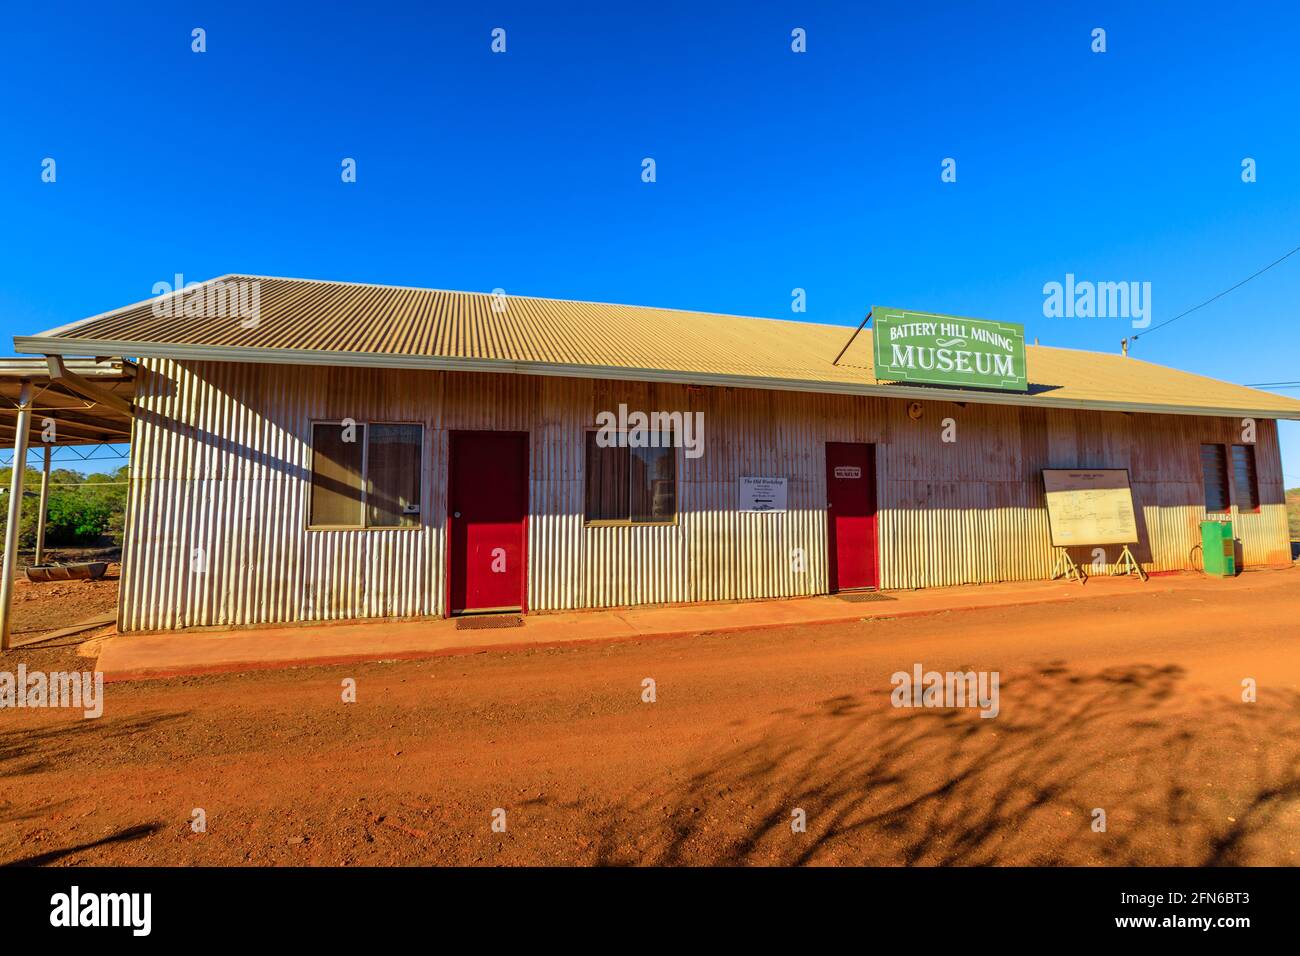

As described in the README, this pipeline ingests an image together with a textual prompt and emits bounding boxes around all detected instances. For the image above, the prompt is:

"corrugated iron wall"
[118,359,1292,631]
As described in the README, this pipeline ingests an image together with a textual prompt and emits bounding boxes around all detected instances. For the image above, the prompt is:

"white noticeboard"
[739,477,787,513]
[1042,469,1138,546]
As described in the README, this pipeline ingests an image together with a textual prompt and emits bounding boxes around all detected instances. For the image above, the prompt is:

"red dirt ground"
[2,570,1299,866]
[8,565,119,639]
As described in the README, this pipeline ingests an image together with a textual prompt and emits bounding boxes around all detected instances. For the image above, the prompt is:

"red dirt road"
[3,570,1299,866]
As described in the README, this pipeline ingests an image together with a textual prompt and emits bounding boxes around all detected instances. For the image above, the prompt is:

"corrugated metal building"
[14,275,1300,632]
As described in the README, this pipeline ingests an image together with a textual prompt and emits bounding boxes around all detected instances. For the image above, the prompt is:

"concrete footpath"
[89,570,1288,681]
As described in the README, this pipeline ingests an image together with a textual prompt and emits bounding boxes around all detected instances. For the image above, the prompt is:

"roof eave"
[15,335,1300,421]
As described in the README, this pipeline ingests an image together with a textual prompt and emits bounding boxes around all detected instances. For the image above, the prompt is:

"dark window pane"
[630,435,676,523]
[1200,443,1230,513]
[367,424,422,527]
[1231,444,1259,512]
[311,422,365,526]
[585,432,629,521]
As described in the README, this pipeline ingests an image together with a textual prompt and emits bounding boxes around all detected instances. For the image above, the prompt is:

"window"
[585,431,628,521]
[309,422,422,528]
[310,422,365,526]
[367,424,423,527]
[1231,444,1260,512]
[584,431,676,524]
[1199,443,1230,514]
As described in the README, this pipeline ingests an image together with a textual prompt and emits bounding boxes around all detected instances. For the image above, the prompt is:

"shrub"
[0,464,128,550]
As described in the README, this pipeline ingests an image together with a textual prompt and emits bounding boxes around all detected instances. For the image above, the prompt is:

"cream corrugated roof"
[14,274,1300,419]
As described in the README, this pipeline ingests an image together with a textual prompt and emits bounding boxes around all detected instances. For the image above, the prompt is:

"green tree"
[0,464,129,550]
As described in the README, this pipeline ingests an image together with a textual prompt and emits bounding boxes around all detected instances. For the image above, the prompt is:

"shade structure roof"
[0,358,135,446]
[14,274,1300,420]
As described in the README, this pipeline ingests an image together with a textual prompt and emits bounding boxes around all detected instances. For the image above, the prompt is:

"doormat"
[455,615,524,630]
[835,591,897,603]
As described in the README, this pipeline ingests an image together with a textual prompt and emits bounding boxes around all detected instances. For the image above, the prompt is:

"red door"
[449,431,528,614]
[826,442,879,591]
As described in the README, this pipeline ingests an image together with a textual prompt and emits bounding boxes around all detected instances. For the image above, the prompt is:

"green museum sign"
[872,306,1028,392]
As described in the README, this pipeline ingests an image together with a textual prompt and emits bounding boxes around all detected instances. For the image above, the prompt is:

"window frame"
[307,420,424,531]
[1230,443,1261,514]
[582,427,679,528]
[1199,441,1232,515]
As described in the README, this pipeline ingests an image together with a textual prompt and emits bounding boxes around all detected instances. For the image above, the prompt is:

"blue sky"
[1,1,1298,482]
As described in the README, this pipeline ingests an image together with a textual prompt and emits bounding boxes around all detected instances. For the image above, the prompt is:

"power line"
[1245,381,1300,388]
[1132,242,1300,342]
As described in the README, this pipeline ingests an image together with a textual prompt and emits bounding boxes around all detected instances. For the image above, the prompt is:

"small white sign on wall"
[739,476,787,513]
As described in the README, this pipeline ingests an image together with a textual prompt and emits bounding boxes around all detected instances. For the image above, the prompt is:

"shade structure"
[0,357,135,649]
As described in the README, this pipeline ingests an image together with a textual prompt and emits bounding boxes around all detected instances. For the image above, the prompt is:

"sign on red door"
[826,442,879,590]
[449,431,528,614]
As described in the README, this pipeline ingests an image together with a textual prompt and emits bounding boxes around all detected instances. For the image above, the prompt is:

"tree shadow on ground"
[0,711,189,778]
[0,708,193,866]
[4,824,163,867]
[591,662,1300,865]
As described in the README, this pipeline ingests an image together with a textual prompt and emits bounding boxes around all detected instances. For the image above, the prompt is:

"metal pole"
[831,311,873,367]
[35,444,51,566]
[0,381,32,651]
